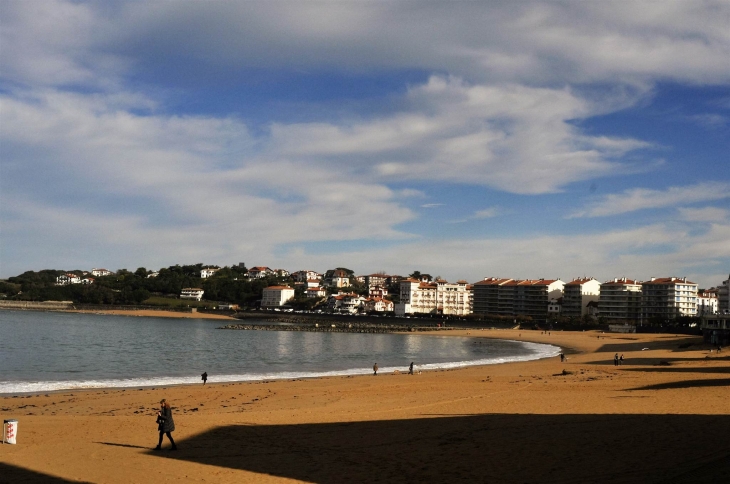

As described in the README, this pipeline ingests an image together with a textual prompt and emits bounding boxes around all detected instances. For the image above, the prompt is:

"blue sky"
[1,1,729,287]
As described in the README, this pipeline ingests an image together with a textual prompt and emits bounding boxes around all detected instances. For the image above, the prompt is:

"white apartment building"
[305,287,327,298]
[364,274,389,288]
[200,268,219,279]
[547,299,562,316]
[599,278,642,322]
[697,291,719,315]
[719,274,730,313]
[562,277,601,317]
[247,266,274,279]
[56,273,81,286]
[292,270,322,283]
[641,277,698,322]
[364,297,394,313]
[395,278,472,316]
[472,277,513,315]
[328,293,365,313]
[325,269,350,288]
[180,288,205,301]
[91,268,113,277]
[369,285,389,298]
[514,279,564,320]
[261,286,295,307]
[471,277,563,321]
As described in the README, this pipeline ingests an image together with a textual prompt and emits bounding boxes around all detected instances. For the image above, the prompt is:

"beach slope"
[2,330,729,483]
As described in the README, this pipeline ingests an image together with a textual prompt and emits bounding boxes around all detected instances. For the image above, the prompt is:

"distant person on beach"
[201,372,207,385]
[620,354,624,365]
[560,353,565,362]
[373,363,378,376]
[409,362,414,375]
[614,354,619,366]
[155,399,177,451]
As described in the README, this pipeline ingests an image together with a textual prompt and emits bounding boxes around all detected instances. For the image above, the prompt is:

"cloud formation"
[1,1,729,286]
[571,183,730,218]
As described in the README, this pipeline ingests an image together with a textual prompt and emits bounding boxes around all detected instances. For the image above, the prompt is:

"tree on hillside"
[409,271,432,281]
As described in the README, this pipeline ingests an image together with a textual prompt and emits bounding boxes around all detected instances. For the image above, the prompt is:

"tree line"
[0,264,288,307]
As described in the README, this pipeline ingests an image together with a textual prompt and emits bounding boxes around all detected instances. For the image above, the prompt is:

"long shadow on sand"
[584,356,730,366]
[149,414,730,484]
[0,462,91,483]
[624,366,730,375]
[596,337,703,354]
[629,378,730,391]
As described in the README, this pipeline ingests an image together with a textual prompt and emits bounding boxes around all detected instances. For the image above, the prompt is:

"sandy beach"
[2,328,730,483]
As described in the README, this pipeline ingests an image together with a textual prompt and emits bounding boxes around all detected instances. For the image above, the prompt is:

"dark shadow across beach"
[0,462,91,483]
[148,413,730,484]
[628,378,730,391]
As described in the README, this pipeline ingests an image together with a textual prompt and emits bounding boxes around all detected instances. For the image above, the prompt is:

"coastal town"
[4,264,728,329]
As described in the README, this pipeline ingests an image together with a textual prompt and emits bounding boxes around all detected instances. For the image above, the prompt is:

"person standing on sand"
[201,371,207,385]
[373,363,378,376]
[614,353,619,366]
[560,353,565,362]
[155,399,177,450]
[619,354,624,365]
[409,362,414,375]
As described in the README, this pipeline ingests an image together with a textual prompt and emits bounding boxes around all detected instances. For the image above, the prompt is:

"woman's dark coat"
[157,406,175,433]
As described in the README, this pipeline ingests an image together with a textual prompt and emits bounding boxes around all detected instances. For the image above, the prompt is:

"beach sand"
[2,329,730,483]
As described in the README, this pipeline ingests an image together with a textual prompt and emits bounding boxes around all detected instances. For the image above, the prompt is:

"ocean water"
[0,310,560,394]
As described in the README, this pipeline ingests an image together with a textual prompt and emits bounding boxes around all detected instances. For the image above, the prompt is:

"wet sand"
[2,329,729,483]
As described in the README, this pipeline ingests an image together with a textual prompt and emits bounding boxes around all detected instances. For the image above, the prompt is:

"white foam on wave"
[0,340,560,394]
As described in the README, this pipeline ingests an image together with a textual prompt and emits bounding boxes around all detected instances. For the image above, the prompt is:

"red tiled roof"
[265,285,293,290]
[473,278,513,286]
[642,277,696,285]
[565,277,597,285]
[602,278,641,285]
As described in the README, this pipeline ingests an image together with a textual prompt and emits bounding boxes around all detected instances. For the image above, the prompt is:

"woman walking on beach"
[155,399,177,450]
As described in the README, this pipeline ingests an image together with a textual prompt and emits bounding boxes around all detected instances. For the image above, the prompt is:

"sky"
[1,1,729,288]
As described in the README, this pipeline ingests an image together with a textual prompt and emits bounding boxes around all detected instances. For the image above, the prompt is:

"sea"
[0,310,560,394]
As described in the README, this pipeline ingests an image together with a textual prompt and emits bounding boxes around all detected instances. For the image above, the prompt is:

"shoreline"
[3,329,729,483]
[0,306,237,320]
[0,332,561,396]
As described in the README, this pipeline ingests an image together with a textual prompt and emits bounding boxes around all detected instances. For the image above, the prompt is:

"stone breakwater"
[219,322,459,333]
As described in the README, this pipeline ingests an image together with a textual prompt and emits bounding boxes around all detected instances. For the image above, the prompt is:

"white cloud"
[115,2,730,86]
[270,76,651,194]
[688,114,728,129]
[0,88,421,278]
[4,2,730,89]
[678,206,729,222]
[2,1,730,284]
[571,182,730,218]
[473,208,499,219]
[272,222,730,289]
